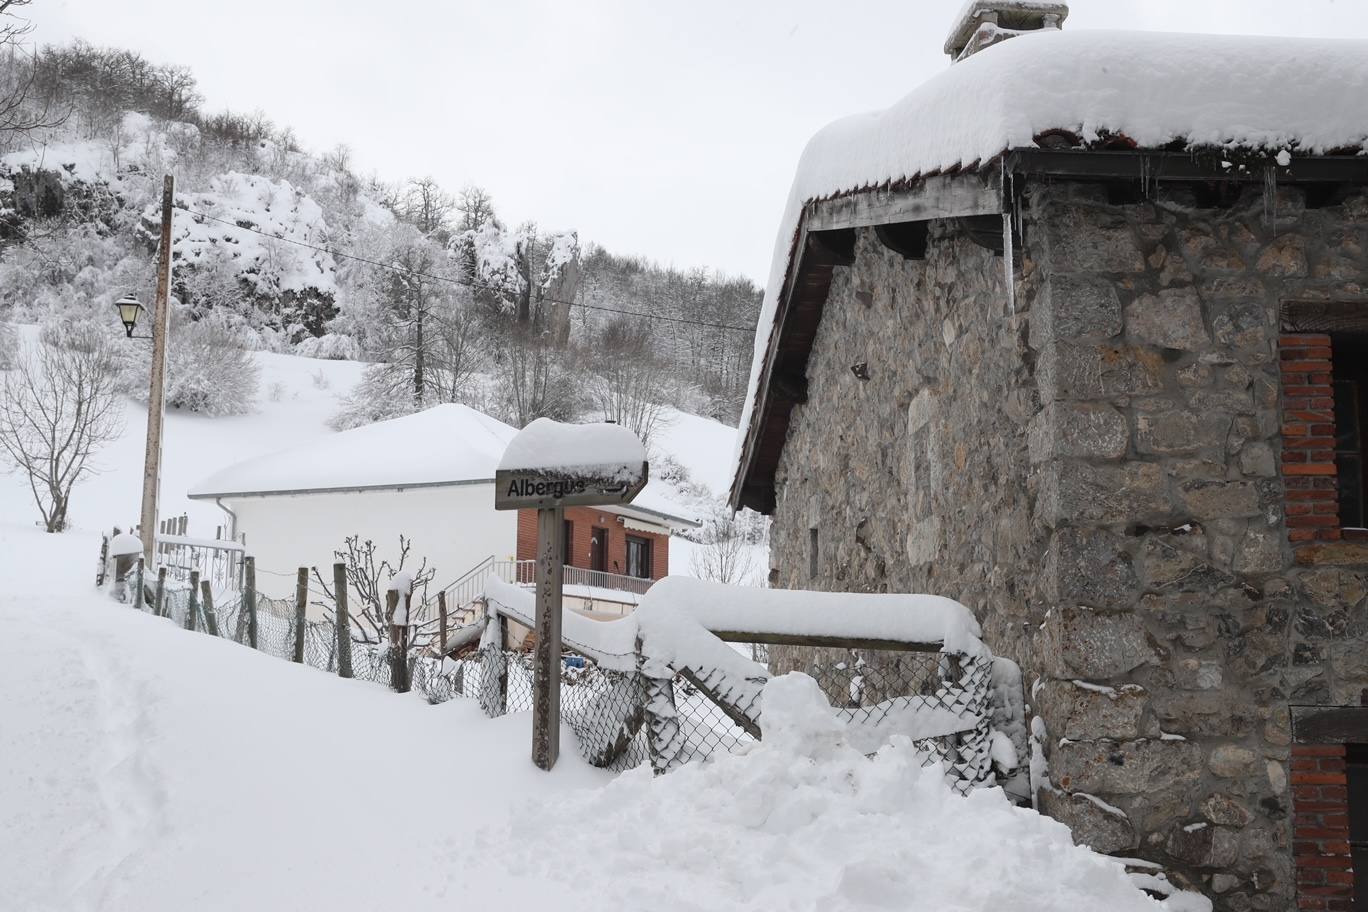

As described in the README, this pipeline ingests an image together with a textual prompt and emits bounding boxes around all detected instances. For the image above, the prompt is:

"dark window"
[1333,336,1368,528]
[590,527,608,573]
[1348,745,1368,909]
[562,520,574,567]
[809,528,819,579]
[626,535,652,579]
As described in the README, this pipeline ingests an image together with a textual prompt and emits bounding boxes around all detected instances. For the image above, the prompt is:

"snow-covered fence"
[427,576,1023,793]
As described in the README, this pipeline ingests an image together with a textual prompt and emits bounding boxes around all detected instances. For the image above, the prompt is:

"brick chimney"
[944,1,1069,62]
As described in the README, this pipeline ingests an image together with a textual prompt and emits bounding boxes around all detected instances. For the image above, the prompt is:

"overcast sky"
[25,0,1368,282]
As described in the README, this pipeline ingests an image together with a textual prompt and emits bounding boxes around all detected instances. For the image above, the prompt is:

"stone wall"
[767,176,1368,910]
[1027,179,1368,910]
[768,221,1045,677]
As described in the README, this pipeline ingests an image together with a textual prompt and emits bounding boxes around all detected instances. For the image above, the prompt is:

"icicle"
[1002,210,1015,316]
[1263,165,1278,233]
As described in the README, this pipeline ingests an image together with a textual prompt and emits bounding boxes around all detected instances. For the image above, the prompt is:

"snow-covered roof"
[188,403,518,499]
[188,405,700,527]
[734,27,1368,504]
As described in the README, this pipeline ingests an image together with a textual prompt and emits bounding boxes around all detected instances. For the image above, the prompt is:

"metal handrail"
[426,556,658,618]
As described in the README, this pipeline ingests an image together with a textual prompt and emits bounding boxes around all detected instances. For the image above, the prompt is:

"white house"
[188,404,699,613]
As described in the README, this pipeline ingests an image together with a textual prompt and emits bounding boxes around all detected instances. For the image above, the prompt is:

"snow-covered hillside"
[0,329,752,579]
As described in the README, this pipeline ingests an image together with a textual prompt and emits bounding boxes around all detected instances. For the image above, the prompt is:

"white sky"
[26,0,1368,282]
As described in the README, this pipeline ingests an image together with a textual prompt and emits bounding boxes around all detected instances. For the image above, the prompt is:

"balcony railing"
[501,559,655,596]
[433,556,658,626]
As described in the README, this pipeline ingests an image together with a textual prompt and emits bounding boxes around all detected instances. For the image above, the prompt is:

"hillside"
[0,39,764,427]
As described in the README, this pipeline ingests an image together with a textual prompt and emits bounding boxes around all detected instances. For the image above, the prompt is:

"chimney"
[943,1,1069,62]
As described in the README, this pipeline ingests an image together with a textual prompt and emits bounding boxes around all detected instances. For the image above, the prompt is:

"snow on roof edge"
[732,28,1368,506]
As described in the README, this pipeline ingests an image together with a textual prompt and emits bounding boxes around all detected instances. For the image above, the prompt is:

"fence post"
[154,566,166,617]
[133,558,145,611]
[638,635,686,775]
[199,578,220,637]
[386,589,411,693]
[293,567,308,664]
[244,557,257,649]
[186,569,200,631]
[96,531,111,587]
[438,591,449,653]
[478,606,508,717]
[334,562,353,679]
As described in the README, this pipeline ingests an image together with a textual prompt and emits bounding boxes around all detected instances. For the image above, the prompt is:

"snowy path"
[0,526,605,912]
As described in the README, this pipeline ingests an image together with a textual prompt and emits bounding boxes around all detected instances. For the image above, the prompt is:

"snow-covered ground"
[0,522,1200,911]
[0,333,1201,911]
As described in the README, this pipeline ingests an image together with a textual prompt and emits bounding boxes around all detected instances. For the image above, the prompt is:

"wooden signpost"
[494,461,647,770]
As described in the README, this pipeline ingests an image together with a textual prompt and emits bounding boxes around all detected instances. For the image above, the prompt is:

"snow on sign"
[494,418,648,510]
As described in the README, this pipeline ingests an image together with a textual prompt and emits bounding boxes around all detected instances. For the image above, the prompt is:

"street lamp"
[115,294,145,338]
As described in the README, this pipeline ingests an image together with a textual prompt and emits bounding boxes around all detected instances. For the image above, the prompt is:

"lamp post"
[116,174,175,565]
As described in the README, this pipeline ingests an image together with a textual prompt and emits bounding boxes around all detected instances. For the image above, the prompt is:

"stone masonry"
[769,178,1368,910]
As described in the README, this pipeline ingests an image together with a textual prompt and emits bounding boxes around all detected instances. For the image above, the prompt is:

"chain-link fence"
[111,556,997,791]
[407,639,994,791]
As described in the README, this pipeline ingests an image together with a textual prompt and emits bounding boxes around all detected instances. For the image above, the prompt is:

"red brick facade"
[1292,744,1354,911]
[1282,334,1359,909]
[1280,333,1341,547]
[516,507,670,580]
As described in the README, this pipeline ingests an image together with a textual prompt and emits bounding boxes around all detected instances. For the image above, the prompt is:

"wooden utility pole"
[139,174,175,564]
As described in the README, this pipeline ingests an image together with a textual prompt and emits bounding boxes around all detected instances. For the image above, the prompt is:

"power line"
[176,206,759,334]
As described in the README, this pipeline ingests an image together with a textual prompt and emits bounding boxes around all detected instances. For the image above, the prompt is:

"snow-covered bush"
[329,363,419,431]
[295,332,360,361]
[163,316,260,415]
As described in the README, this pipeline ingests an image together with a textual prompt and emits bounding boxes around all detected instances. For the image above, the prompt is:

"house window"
[1334,335,1368,529]
[1350,745,1368,909]
[562,520,574,567]
[626,535,652,579]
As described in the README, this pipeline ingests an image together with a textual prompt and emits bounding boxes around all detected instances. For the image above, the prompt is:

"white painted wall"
[219,483,517,601]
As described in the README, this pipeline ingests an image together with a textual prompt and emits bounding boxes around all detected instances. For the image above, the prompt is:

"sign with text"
[493,463,649,511]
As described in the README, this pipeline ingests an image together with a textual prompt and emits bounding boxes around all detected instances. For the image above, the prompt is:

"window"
[1334,335,1368,529]
[1349,745,1368,909]
[562,520,574,567]
[809,528,819,579]
[626,535,652,579]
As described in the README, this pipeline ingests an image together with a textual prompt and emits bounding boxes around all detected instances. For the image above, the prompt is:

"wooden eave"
[730,148,1368,516]
[730,171,1005,514]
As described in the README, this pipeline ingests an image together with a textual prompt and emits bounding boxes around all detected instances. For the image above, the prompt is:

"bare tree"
[589,319,670,448]
[688,508,756,586]
[0,2,67,143]
[400,176,455,240]
[311,535,436,646]
[0,329,123,532]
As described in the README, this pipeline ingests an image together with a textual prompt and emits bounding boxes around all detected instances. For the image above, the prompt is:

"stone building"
[730,5,1368,909]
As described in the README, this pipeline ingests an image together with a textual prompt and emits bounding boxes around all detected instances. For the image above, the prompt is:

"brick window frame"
[1279,331,1342,546]
[1291,707,1368,911]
